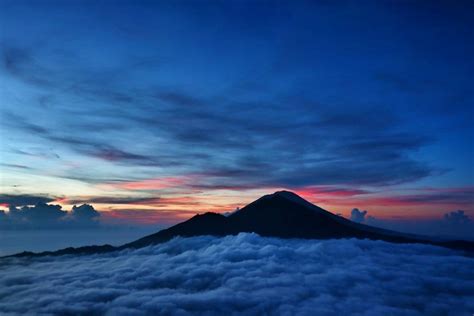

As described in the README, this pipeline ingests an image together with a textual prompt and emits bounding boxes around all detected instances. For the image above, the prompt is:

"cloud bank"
[0,203,100,229]
[1,234,473,315]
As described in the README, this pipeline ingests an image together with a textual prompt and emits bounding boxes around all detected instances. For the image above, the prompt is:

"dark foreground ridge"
[6,191,474,258]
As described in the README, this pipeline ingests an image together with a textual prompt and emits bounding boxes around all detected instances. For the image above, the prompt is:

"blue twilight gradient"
[0,1,473,215]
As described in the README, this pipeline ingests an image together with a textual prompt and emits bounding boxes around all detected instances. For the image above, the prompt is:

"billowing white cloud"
[1,234,473,315]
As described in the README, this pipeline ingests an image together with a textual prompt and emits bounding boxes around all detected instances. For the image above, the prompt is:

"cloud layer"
[1,234,473,315]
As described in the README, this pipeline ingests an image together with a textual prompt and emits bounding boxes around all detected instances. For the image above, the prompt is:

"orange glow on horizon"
[5,183,470,226]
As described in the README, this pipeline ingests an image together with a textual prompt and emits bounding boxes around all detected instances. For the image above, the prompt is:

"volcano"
[122,191,473,251]
[8,191,474,257]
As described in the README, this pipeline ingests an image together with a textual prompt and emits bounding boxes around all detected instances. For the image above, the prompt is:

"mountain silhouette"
[122,191,473,251]
[7,191,474,257]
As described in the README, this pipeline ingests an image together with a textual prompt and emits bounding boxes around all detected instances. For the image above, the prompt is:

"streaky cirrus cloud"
[108,176,193,191]
[0,234,473,315]
[0,163,32,170]
[101,209,198,226]
[65,196,162,206]
[388,187,474,205]
[0,38,440,188]
[312,186,474,209]
[296,186,370,198]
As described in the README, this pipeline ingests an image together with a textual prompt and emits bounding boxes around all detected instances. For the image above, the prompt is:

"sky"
[0,0,473,244]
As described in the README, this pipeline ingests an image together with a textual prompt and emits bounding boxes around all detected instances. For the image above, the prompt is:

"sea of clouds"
[1,233,473,316]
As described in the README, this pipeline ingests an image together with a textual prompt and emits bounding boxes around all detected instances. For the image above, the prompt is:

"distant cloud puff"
[0,234,473,315]
[350,208,367,223]
[444,210,471,224]
[70,204,100,221]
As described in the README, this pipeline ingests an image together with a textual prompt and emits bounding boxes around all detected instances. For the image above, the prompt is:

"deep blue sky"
[0,0,473,226]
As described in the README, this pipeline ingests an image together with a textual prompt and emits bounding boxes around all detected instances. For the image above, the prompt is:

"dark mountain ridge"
[6,191,474,257]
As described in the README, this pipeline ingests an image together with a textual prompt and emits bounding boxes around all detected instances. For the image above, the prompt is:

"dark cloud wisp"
[0,194,55,207]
